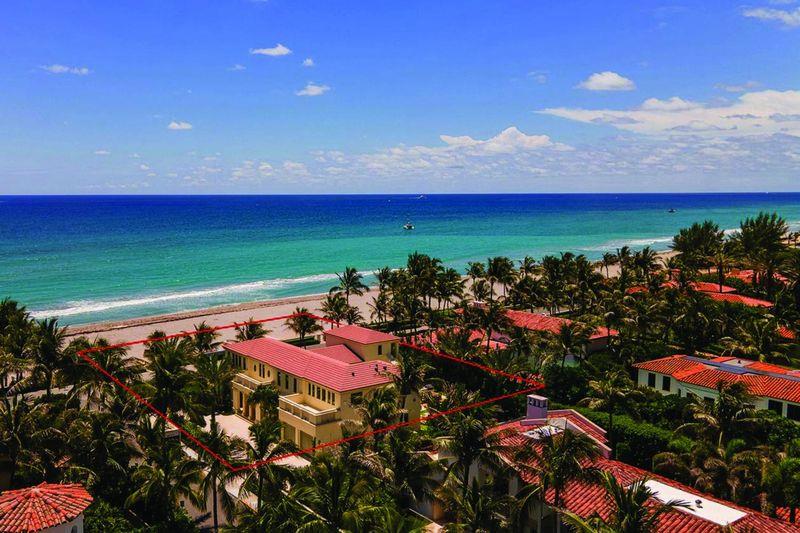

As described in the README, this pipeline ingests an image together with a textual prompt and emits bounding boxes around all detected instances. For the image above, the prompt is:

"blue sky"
[1,0,799,193]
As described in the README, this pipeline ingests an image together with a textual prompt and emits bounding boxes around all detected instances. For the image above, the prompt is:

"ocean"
[2,194,800,326]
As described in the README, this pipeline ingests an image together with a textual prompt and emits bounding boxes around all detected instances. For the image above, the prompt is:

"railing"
[279,394,340,425]
[232,373,264,392]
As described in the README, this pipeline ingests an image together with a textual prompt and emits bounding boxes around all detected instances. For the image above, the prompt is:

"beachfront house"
[500,309,618,353]
[634,355,800,420]
[224,324,419,450]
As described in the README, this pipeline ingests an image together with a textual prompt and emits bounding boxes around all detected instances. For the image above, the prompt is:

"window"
[239,391,243,407]
[768,400,784,415]
[788,404,800,421]
[331,393,336,404]
[661,376,671,392]
[293,378,297,393]
[308,383,312,394]
[647,373,656,388]
[378,344,383,356]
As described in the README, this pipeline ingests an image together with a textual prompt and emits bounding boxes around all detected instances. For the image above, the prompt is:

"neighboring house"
[704,292,774,308]
[627,279,774,308]
[483,395,800,532]
[728,269,789,286]
[500,309,618,352]
[0,482,93,533]
[634,354,800,420]
[224,324,420,449]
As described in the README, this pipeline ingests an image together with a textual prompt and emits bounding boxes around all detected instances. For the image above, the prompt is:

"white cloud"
[302,58,315,67]
[40,64,90,75]
[541,90,800,137]
[250,44,292,56]
[296,82,330,97]
[528,71,548,84]
[94,149,110,156]
[139,164,151,171]
[440,127,556,153]
[229,64,246,71]
[743,6,800,27]
[577,71,635,91]
[168,121,193,131]
[715,80,761,93]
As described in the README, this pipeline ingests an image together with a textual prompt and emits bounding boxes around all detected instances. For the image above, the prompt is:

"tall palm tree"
[67,337,142,408]
[194,349,236,427]
[470,301,511,355]
[290,451,380,532]
[580,370,644,458]
[0,395,46,485]
[562,472,689,533]
[319,292,349,326]
[189,321,221,356]
[143,337,201,424]
[374,428,441,509]
[285,307,323,347]
[438,475,512,532]
[388,347,429,416]
[600,252,618,278]
[762,439,800,523]
[197,421,246,532]
[351,386,400,445]
[676,381,757,448]
[330,267,368,306]
[514,429,600,532]
[235,318,270,341]
[731,212,789,298]
[550,322,589,368]
[235,418,297,511]
[126,438,205,525]
[670,220,724,269]
[30,317,68,399]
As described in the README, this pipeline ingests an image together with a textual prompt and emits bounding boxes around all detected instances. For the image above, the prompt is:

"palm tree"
[562,472,689,533]
[351,386,400,445]
[319,293,349,326]
[600,252,618,278]
[550,321,590,368]
[389,347,429,416]
[126,438,205,525]
[580,370,644,458]
[731,212,789,298]
[783,248,800,314]
[436,413,511,498]
[671,220,724,269]
[374,428,441,509]
[330,266,368,306]
[0,395,46,485]
[194,349,236,427]
[290,451,379,532]
[676,381,757,448]
[235,418,297,511]
[189,321,221,356]
[285,307,323,347]
[30,317,68,399]
[762,440,800,523]
[438,475,512,532]
[721,315,786,363]
[514,429,600,532]
[469,301,510,355]
[235,318,270,341]
[197,421,246,532]
[143,336,201,424]
[486,256,516,300]
[66,337,143,408]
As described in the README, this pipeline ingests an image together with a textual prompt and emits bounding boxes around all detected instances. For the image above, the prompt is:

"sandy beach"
[65,251,677,359]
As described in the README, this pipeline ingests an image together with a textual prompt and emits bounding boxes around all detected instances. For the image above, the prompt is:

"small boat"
[668,208,676,213]
[403,222,415,230]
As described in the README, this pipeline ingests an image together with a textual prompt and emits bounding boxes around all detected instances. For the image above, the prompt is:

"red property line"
[76,313,543,472]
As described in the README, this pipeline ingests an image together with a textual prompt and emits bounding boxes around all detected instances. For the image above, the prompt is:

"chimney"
[524,394,548,423]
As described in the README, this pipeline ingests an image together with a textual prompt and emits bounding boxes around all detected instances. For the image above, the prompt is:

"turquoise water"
[2,194,800,325]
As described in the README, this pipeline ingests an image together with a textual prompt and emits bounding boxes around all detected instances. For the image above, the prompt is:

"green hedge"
[568,406,693,469]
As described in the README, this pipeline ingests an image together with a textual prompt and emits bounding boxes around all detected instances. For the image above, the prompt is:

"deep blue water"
[2,193,799,325]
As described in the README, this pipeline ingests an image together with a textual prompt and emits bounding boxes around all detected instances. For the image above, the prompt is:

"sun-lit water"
[2,194,800,325]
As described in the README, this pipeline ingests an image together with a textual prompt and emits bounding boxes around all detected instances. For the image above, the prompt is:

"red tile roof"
[309,345,363,364]
[504,310,618,340]
[705,292,774,307]
[224,337,396,392]
[728,269,789,285]
[324,324,399,345]
[422,328,506,351]
[0,483,92,533]
[779,326,797,341]
[636,355,800,404]
[627,281,738,294]
[491,420,800,532]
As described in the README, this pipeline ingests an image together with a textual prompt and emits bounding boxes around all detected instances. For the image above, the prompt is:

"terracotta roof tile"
[705,292,774,307]
[324,325,399,344]
[0,483,92,533]
[309,345,363,364]
[504,310,618,340]
[633,355,704,376]
[224,337,396,392]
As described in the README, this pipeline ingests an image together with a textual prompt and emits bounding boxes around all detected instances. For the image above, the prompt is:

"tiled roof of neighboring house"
[779,326,797,341]
[224,337,397,392]
[728,269,789,285]
[635,355,800,404]
[421,328,506,351]
[627,281,738,295]
[0,483,93,533]
[490,419,800,532]
[504,310,618,340]
[324,324,399,345]
[704,292,774,308]
[309,345,363,364]
[633,354,704,376]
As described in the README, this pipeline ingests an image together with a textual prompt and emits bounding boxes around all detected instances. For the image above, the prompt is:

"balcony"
[278,394,340,428]
[232,372,266,392]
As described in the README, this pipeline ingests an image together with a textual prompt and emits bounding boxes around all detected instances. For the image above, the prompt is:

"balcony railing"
[232,373,265,392]
[279,394,340,426]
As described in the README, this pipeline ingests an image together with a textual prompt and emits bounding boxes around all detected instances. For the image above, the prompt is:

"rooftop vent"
[522,425,563,440]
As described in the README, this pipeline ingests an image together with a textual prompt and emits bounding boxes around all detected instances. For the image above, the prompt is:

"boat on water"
[403,222,415,230]
[668,208,676,213]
